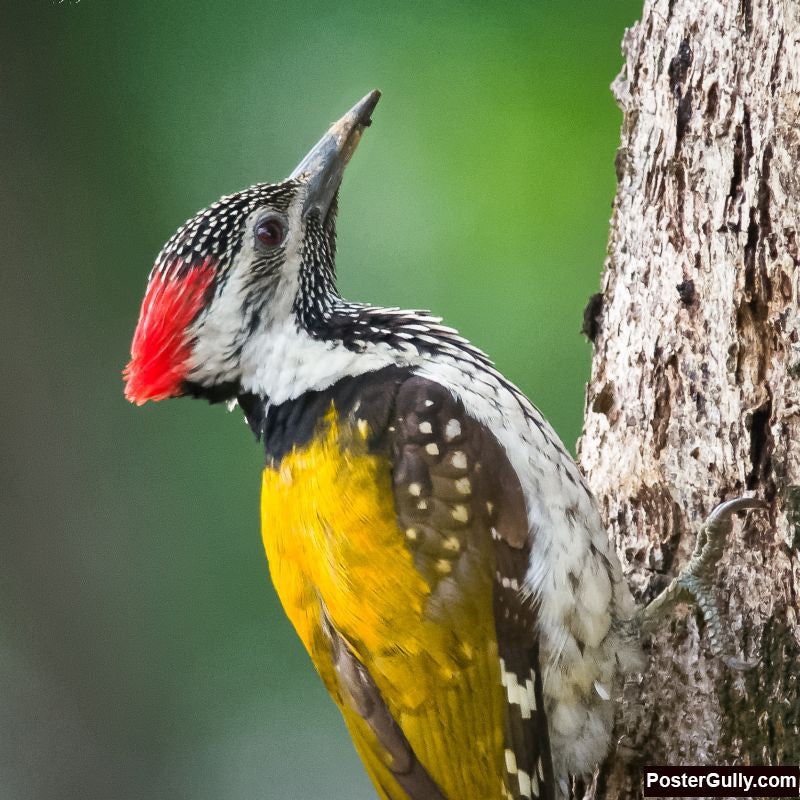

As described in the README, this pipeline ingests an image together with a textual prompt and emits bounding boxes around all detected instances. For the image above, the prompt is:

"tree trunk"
[577,0,800,797]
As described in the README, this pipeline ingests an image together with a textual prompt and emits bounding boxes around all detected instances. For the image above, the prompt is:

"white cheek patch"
[187,268,249,386]
[187,193,307,389]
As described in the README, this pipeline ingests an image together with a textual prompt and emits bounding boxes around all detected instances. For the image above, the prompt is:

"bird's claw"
[638,495,767,670]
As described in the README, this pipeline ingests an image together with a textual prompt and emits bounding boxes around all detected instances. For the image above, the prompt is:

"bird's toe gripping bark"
[637,496,767,671]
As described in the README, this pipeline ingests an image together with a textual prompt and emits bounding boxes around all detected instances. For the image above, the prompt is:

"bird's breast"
[261,411,430,670]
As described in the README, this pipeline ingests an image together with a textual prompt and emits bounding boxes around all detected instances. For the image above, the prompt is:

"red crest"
[124,260,215,405]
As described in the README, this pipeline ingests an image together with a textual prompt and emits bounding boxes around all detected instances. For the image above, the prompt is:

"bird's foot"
[637,496,767,670]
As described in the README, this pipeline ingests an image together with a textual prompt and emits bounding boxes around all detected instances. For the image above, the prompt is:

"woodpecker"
[124,91,761,800]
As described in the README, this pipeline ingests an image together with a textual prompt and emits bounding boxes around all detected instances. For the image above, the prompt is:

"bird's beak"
[289,89,381,221]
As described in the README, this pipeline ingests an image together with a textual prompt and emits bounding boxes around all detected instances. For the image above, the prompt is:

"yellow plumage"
[260,409,507,799]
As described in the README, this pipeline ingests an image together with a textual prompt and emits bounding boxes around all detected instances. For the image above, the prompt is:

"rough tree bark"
[577,0,800,797]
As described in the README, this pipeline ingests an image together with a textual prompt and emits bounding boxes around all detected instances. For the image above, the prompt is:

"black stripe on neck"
[238,365,412,465]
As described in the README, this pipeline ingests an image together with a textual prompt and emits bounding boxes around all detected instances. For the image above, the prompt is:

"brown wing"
[390,377,555,800]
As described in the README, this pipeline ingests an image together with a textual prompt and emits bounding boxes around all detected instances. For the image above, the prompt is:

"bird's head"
[123,90,380,406]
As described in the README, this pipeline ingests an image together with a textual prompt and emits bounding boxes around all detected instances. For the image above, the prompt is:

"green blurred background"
[2,2,640,797]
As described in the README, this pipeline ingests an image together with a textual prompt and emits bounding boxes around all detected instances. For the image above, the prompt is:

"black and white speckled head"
[124,91,380,405]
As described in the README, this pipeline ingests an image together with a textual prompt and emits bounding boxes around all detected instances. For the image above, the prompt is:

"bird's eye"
[255,216,287,248]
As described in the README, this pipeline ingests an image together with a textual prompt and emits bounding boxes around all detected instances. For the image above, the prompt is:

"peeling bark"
[577,0,800,796]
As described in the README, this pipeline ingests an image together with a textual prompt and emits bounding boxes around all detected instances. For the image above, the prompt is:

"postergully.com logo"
[644,766,799,797]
